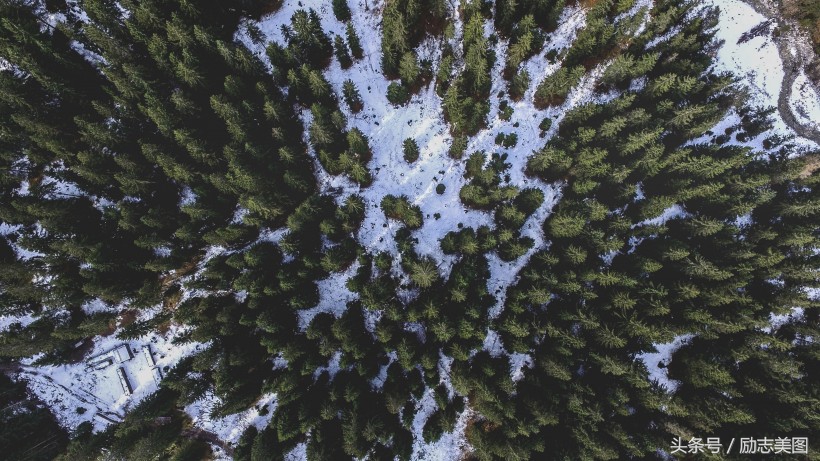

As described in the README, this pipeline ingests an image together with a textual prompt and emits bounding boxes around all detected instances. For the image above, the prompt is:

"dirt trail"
[742,0,820,145]
[182,427,235,457]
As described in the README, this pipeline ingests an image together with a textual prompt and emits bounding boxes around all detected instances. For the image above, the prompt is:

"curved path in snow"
[743,0,820,145]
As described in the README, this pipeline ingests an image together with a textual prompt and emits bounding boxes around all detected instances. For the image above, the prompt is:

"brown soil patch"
[800,154,820,178]
[118,309,138,328]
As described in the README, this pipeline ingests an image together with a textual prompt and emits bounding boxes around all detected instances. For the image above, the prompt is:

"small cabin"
[91,356,113,370]
[142,345,156,367]
[152,367,163,385]
[114,345,133,363]
[116,367,132,395]
[94,412,121,424]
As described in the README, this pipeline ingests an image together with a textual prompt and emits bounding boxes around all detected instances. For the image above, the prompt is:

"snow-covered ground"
[410,390,474,461]
[710,0,783,106]
[706,0,820,151]
[790,71,820,132]
[18,323,200,432]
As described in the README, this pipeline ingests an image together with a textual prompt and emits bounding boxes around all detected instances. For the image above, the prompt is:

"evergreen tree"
[334,35,353,69]
[342,79,364,113]
[403,138,420,163]
[332,0,352,22]
[345,23,364,60]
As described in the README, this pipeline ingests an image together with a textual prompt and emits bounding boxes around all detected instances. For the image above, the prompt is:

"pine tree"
[403,138,420,163]
[345,23,364,59]
[399,52,421,87]
[334,35,353,69]
[509,69,530,101]
[332,0,352,21]
[342,79,364,113]
[387,82,410,105]
[533,65,585,108]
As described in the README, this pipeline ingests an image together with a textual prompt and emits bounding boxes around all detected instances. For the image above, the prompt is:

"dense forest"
[0,0,818,459]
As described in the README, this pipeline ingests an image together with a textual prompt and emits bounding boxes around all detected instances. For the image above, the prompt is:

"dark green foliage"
[598,53,658,90]
[283,9,334,69]
[538,117,553,136]
[387,82,410,105]
[399,52,422,87]
[442,0,493,135]
[448,135,468,159]
[0,374,68,460]
[342,79,364,112]
[498,100,514,121]
[345,23,364,59]
[310,104,372,184]
[533,65,585,108]
[381,195,423,229]
[1,1,819,460]
[234,426,258,461]
[460,151,518,209]
[441,226,498,255]
[381,0,446,77]
[403,138,420,163]
[509,69,530,101]
[494,132,518,148]
[332,0,352,21]
[334,35,353,69]
[495,0,566,34]
[58,387,204,461]
[503,15,544,78]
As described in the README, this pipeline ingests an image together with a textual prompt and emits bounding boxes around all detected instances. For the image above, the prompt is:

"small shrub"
[499,101,514,121]
[494,133,518,148]
[502,133,517,148]
[539,117,553,136]
[381,195,423,229]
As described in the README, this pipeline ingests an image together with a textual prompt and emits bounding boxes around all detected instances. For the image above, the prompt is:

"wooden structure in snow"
[116,367,132,395]
[152,367,163,385]
[113,345,132,363]
[142,345,156,367]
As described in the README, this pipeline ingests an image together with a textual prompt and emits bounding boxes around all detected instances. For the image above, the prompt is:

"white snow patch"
[632,204,689,228]
[509,352,532,383]
[184,391,277,445]
[411,389,473,461]
[313,350,343,380]
[298,260,360,329]
[764,307,805,333]
[707,0,818,149]
[285,443,308,461]
[636,334,694,392]
[482,328,505,357]
[789,71,820,132]
[81,298,117,315]
[0,312,36,332]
